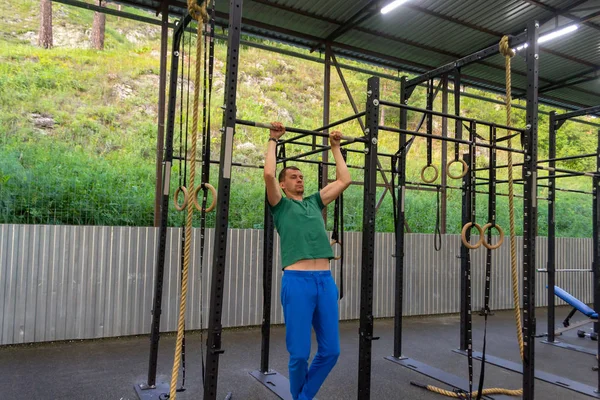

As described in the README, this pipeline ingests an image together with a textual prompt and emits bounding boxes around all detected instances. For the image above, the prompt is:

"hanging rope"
[410,383,523,398]
[499,35,524,361]
[415,35,523,399]
[168,3,209,399]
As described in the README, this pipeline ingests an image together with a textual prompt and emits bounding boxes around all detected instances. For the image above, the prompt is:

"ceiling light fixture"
[514,24,578,51]
[381,0,409,15]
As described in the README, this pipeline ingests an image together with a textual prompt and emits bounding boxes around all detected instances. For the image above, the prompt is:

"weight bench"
[553,285,598,339]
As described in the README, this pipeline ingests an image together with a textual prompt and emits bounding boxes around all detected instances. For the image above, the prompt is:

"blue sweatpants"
[281,270,340,400]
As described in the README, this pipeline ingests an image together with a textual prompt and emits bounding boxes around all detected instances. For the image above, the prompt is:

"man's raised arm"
[320,131,351,206]
[264,121,285,207]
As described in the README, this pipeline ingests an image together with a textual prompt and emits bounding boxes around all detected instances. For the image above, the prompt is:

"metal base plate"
[453,349,600,398]
[384,356,514,400]
[542,339,597,356]
[250,369,293,400]
[134,382,171,400]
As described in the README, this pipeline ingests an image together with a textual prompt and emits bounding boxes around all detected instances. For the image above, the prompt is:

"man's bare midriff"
[285,258,330,271]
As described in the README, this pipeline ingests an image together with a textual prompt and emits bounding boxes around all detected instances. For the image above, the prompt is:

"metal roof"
[117,0,600,112]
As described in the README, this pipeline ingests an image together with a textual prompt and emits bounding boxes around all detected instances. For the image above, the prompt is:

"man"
[263,121,351,400]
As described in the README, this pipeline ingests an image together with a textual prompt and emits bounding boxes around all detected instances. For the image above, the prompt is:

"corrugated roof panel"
[542,25,600,67]
[281,0,366,22]
[361,18,494,59]
[108,0,600,110]
[339,30,453,68]
[237,1,335,38]
[549,84,600,108]
[539,53,592,82]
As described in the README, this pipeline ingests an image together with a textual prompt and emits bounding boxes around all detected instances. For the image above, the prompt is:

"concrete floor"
[0,307,598,399]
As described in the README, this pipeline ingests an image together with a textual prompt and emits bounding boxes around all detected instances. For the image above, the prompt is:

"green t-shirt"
[269,192,334,269]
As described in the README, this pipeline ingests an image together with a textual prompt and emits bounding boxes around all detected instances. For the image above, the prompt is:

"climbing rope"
[411,382,523,398]
[168,2,209,399]
[416,35,524,399]
[499,35,525,362]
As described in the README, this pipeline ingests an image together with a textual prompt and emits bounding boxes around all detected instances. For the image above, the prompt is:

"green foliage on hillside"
[0,0,598,237]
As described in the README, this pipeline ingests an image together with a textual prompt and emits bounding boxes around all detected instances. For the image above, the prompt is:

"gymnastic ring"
[174,186,189,211]
[193,183,217,212]
[330,240,342,261]
[461,222,484,249]
[482,223,504,250]
[447,159,469,179]
[420,164,439,183]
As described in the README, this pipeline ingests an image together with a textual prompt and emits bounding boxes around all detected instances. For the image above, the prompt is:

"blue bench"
[553,285,598,320]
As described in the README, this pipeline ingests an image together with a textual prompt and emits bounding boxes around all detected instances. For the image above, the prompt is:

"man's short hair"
[278,166,301,182]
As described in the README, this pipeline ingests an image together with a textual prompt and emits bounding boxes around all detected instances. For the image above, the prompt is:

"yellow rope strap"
[169,2,208,399]
[421,35,524,399]
[499,35,524,361]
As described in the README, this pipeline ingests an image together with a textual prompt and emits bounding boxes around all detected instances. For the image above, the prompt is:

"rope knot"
[188,0,209,22]
[499,36,515,58]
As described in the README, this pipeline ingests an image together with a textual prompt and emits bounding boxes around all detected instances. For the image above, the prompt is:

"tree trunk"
[38,0,53,49]
[91,1,106,50]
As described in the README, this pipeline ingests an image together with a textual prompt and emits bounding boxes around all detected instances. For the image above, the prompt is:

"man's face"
[280,169,304,196]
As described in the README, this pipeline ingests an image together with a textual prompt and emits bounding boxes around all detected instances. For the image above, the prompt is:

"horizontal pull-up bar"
[277,141,358,164]
[378,100,525,133]
[538,165,598,178]
[554,104,600,122]
[536,173,583,180]
[378,125,526,154]
[281,157,368,171]
[236,114,368,144]
[538,153,598,164]
[474,162,525,171]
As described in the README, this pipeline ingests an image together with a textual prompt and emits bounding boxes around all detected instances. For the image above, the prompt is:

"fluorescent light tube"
[381,0,409,14]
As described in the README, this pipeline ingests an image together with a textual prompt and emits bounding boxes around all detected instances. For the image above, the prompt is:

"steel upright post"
[522,19,540,400]
[203,1,243,398]
[357,76,380,399]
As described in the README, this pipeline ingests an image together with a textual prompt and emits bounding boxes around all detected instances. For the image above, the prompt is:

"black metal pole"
[441,74,448,233]
[547,111,557,343]
[460,153,472,351]
[203,0,243,398]
[357,76,380,399]
[538,153,597,164]
[154,1,169,227]
[260,192,275,373]
[485,126,497,312]
[379,100,525,134]
[378,125,526,154]
[555,104,600,121]
[321,43,331,213]
[142,13,191,390]
[393,77,408,359]
[594,130,600,393]
[522,19,540,400]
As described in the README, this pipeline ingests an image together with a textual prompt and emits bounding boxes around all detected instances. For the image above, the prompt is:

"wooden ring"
[193,183,217,212]
[420,164,439,183]
[447,159,469,179]
[174,186,189,211]
[461,222,484,249]
[482,223,504,250]
[330,240,342,261]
